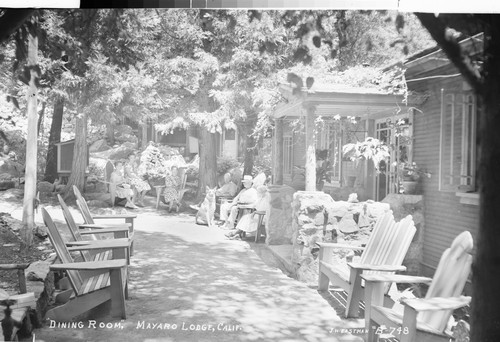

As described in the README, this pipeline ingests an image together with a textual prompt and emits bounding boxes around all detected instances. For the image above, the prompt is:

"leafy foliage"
[138,143,168,183]
[342,137,390,171]
[216,156,240,177]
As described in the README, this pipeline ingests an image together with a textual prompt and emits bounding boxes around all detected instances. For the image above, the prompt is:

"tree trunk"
[44,98,64,182]
[63,112,87,200]
[470,24,500,342]
[106,121,115,146]
[243,118,257,176]
[304,105,316,191]
[21,29,38,248]
[37,101,46,136]
[197,127,217,200]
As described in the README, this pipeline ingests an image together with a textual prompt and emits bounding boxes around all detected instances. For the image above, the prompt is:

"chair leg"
[367,319,378,342]
[345,268,363,318]
[156,191,161,209]
[109,268,127,319]
[255,215,264,243]
[318,270,330,291]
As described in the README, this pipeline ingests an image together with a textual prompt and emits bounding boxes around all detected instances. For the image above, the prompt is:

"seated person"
[163,166,181,212]
[227,185,269,239]
[109,161,138,209]
[216,172,238,198]
[0,145,17,161]
[124,153,151,206]
[219,175,258,230]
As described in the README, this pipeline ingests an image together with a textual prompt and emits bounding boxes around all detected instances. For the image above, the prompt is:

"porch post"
[275,118,284,185]
[365,119,375,199]
[305,104,317,191]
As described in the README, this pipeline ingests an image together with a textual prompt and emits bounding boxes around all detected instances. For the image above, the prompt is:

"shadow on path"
[30,207,364,342]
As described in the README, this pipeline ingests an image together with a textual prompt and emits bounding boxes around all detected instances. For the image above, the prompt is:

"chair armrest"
[79,223,131,229]
[50,259,127,271]
[0,264,29,294]
[401,296,471,312]
[317,242,365,251]
[347,262,407,272]
[79,227,129,235]
[0,264,29,270]
[361,273,433,284]
[92,214,137,219]
[66,238,130,251]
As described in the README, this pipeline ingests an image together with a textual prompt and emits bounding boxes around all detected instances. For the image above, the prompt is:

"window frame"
[439,89,477,192]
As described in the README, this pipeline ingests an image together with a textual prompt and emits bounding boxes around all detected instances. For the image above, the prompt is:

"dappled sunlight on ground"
[31,208,365,342]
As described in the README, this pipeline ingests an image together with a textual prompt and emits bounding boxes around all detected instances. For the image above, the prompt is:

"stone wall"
[266,185,295,245]
[290,191,392,284]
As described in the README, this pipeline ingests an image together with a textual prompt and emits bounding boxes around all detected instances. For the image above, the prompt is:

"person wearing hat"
[219,175,258,230]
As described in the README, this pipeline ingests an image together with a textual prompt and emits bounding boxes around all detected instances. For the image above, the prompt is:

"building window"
[161,128,187,146]
[283,136,293,175]
[439,91,477,192]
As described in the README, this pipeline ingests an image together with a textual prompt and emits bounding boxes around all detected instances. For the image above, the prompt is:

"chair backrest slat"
[73,185,95,225]
[359,211,395,264]
[419,231,473,332]
[57,195,95,261]
[41,208,83,294]
[359,213,416,293]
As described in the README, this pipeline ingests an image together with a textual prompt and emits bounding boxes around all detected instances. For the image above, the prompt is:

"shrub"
[138,144,168,184]
[216,156,240,176]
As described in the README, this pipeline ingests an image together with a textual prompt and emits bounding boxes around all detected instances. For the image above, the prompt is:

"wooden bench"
[0,264,36,341]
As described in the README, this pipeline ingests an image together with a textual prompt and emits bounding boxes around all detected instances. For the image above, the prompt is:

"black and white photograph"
[0,1,498,341]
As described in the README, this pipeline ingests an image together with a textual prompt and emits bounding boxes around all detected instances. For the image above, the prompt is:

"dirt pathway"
[11,199,365,342]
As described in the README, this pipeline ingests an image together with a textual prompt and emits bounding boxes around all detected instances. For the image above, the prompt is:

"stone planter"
[402,180,418,194]
[267,185,295,245]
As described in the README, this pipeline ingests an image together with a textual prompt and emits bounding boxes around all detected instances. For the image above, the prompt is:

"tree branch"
[0,9,34,44]
[416,13,484,93]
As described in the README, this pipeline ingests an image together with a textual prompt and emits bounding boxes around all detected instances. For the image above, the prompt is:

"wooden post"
[275,118,284,185]
[365,119,375,199]
[21,25,38,246]
[305,105,316,191]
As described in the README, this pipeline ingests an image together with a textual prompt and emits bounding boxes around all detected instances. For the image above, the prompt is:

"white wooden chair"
[317,211,416,318]
[42,208,128,322]
[361,231,473,342]
[73,185,136,255]
[57,194,131,265]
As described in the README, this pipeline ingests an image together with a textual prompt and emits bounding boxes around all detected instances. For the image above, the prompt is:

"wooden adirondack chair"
[317,211,416,318]
[42,208,128,322]
[57,194,131,265]
[73,185,136,255]
[361,231,473,342]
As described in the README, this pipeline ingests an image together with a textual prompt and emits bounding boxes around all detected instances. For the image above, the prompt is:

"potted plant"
[342,137,390,172]
[139,143,168,189]
[397,161,430,194]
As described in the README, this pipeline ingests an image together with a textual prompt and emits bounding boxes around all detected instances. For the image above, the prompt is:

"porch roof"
[273,83,426,120]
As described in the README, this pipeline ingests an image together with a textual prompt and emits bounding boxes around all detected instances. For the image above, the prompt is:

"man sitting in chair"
[216,173,238,198]
[219,175,258,230]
